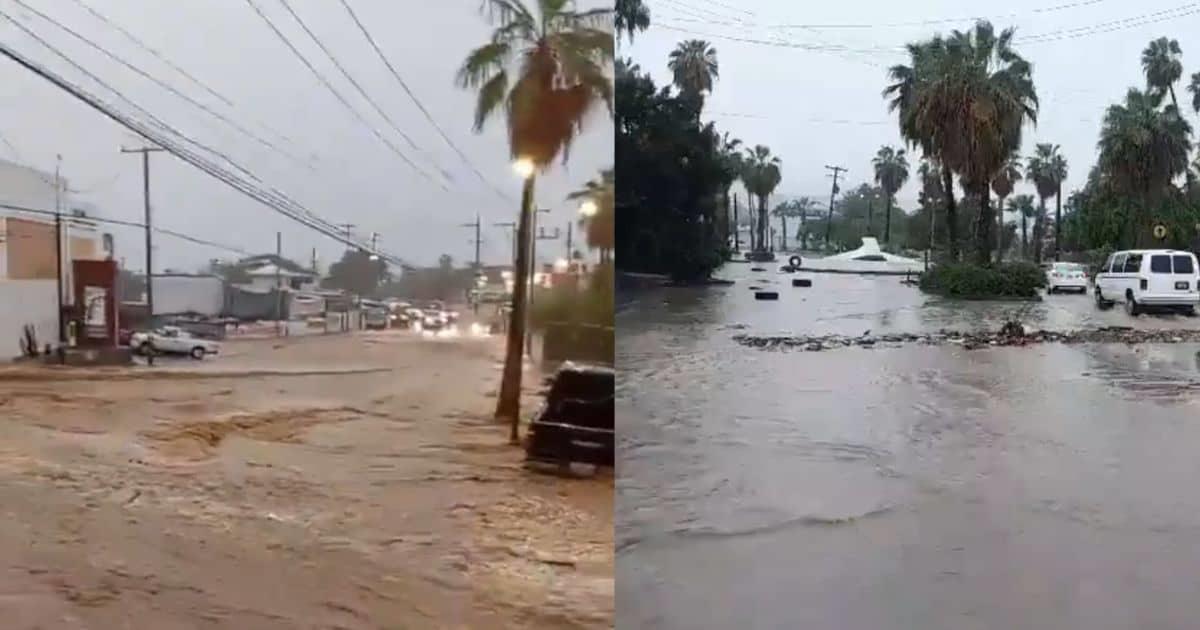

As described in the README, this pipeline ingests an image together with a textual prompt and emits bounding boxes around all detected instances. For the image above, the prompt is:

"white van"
[1095,249,1200,315]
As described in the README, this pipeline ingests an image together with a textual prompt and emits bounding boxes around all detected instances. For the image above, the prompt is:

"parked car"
[1046,262,1088,293]
[1095,249,1200,315]
[130,326,221,359]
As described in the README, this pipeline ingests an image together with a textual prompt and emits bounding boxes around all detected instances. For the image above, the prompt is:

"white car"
[1095,249,1200,315]
[1046,262,1088,293]
[131,326,221,359]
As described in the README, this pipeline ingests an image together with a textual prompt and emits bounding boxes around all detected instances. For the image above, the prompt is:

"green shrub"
[530,266,614,330]
[919,262,1046,299]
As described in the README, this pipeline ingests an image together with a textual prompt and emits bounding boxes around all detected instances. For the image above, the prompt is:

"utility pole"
[121,144,164,324]
[565,222,573,261]
[460,214,482,269]
[527,208,554,357]
[275,231,283,337]
[733,193,740,252]
[337,223,355,249]
[494,221,517,265]
[824,165,847,249]
[52,155,66,346]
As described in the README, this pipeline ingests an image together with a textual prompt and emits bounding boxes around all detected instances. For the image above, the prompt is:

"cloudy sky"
[0,0,612,273]
[627,0,1200,215]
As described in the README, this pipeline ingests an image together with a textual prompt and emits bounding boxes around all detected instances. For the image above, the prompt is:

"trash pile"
[734,324,1200,352]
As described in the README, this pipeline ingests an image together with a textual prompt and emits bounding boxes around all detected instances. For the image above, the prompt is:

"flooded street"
[618,265,1200,629]
[0,330,612,629]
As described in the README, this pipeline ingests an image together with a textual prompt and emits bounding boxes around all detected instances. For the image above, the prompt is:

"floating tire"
[788,255,802,268]
[755,291,779,300]
[792,278,813,287]
[750,266,766,272]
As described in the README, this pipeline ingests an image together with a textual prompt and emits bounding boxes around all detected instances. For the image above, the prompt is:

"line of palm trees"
[664,37,785,255]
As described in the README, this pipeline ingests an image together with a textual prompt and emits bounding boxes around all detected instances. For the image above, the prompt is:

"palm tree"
[1026,144,1060,263]
[716,131,743,252]
[917,157,944,252]
[793,196,816,250]
[884,21,1038,264]
[1008,194,1036,257]
[872,145,910,245]
[668,39,718,108]
[741,145,782,253]
[1050,151,1068,259]
[567,168,614,262]
[1187,71,1200,115]
[615,0,649,44]
[1142,37,1183,108]
[772,201,803,251]
[1098,88,1192,247]
[991,153,1022,262]
[458,0,613,439]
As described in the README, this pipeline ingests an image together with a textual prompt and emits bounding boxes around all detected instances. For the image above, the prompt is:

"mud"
[0,331,612,628]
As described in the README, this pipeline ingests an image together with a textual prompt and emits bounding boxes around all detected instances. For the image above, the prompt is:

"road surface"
[0,329,611,629]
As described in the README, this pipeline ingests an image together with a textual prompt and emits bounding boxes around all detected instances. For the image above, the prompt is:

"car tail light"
[1140,278,1148,290]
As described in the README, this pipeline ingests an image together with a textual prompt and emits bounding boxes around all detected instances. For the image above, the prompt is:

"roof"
[246,264,315,278]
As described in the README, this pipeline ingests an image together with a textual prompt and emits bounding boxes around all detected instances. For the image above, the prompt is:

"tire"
[1125,292,1141,316]
[1183,305,1197,317]
[190,346,206,360]
[1095,287,1112,310]
[1047,286,1057,295]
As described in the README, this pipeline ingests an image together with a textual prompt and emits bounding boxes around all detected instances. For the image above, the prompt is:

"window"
[1102,255,1115,272]
[1112,254,1126,273]
[1123,254,1142,273]
[1151,255,1172,273]
[1174,255,1195,274]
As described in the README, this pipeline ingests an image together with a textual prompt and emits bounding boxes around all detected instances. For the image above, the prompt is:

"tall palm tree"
[1142,37,1183,108]
[717,132,743,252]
[615,0,649,44]
[668,39,718,107]
[991,153,1023,262]
[1026,144,1059,263]
[567,168,614,262]
[1007,194,1036,257]
[741,145,782,253]
[1098,88,1192,247]
[884,21,1038,264]
[917,157,944,252]
[872,145,910,245]
[457,0,613,438]
[1049,151,1068,259]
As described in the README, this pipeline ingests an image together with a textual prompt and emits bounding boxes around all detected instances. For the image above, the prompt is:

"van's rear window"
[1151,255,1172,273]
[1174,255,1195,274]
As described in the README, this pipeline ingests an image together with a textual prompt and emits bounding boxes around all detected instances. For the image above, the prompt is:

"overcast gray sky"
[627,0,1199,216]
[0,0,611,273]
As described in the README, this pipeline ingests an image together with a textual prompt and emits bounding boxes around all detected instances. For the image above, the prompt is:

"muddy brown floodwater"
[0,330,612,629]
[618,268,1200,629]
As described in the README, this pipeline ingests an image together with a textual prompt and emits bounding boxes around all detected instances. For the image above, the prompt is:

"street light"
[554,257,569,273]
[512,157,535,179]
[579,199,598,217]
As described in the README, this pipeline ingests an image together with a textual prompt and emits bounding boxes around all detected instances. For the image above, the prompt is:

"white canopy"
[803,237,925,275]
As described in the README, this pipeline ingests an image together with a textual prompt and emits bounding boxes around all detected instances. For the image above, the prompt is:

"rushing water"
[618,265,1200,629]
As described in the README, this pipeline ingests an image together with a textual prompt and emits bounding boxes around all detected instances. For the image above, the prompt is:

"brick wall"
[5,216,56,280]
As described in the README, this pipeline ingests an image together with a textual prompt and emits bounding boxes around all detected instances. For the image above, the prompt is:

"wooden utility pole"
[275,231,283,336]
[824,165,847,249]
[460,215,482,269]
[121,145,165,322]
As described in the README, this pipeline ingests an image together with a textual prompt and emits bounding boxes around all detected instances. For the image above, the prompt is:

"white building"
[244,263,318,291]
[0,160,107,353]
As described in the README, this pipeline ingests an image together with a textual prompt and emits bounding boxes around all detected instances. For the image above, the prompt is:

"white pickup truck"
[130,326,221,360]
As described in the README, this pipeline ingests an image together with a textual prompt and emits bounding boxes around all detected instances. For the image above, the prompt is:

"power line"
[240,0,445,192]
[336,0,513,203]
[652,2,1200,55]
[0,24,406,267]
[0,6,395,247]
[0,201,251,256]
[275,0,455,185]
[11,0,316,173]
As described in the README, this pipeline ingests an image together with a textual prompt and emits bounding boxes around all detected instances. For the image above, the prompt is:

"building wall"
[5,216,56,280]
[0,279,57,356]
[0,159,59,213]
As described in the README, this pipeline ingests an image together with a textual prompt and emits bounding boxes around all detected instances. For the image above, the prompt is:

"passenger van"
[1095,249,1200,315]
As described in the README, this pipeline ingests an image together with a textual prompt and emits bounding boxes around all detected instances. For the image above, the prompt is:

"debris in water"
[734,326,1200,353]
